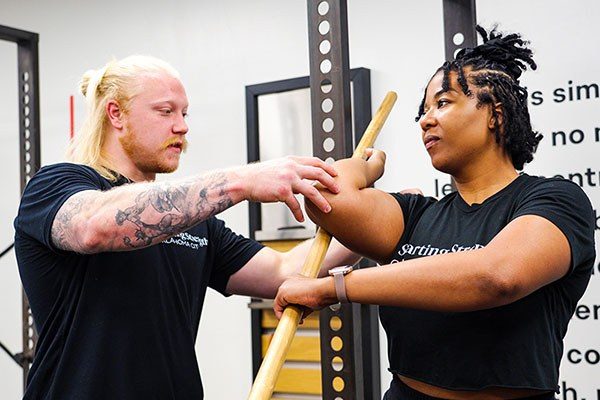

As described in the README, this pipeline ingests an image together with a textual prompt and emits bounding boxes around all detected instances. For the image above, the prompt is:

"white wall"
[0,1,598,399]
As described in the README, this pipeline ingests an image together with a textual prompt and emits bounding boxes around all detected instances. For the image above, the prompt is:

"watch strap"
[333,272,349,303]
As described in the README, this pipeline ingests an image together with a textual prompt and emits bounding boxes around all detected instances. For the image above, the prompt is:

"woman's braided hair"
[416,26,543,170]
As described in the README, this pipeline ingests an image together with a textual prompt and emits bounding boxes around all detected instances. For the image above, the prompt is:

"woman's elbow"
[304,198,322,225]
[476,268,523,308]
[304,194,354,235]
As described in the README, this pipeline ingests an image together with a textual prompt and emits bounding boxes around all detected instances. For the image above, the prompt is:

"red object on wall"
[69,95,74,139]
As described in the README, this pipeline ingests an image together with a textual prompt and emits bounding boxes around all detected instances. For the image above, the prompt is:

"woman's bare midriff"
[398,375,553,400]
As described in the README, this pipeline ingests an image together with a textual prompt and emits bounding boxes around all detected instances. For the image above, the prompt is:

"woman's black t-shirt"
[382,174,595,392]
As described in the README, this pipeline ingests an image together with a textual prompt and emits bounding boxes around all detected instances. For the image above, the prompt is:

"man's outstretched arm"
[52,157,339,254]
[225,237,361,299]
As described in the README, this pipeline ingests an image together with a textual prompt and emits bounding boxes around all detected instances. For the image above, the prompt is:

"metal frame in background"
[306,1,381,398]
[245,67,378,399]
[0,24,41,390]
[442,0,477,62]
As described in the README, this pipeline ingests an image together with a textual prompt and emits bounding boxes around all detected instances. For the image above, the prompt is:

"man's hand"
[273,275,337,319]
[238,156,339,222]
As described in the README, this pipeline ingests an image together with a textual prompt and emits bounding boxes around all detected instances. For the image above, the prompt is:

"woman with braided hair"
[274,26,595,399]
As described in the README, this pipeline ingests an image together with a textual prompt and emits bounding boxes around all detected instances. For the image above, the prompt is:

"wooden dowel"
[248,91,397,400]
[353,91,398,160]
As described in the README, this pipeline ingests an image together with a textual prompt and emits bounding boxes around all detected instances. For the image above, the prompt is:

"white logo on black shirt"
[393,242,484,262]
[163,232,208,250]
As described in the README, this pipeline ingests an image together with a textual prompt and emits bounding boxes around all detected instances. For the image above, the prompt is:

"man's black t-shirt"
[14,163,264,399]
[382,174,595,392]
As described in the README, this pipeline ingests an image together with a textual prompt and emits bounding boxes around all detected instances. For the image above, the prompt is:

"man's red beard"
[119,125,188,174]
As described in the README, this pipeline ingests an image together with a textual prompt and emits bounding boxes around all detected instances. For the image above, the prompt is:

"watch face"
[329,265,353,275]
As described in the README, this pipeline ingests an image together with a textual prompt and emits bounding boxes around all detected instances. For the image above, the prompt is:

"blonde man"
[14,55,363,399]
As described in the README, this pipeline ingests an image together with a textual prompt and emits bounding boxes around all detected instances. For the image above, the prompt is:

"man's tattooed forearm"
[116,172,233,248]
[197,172,234,216]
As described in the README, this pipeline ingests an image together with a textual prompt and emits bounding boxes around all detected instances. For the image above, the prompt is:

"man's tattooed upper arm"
[51,194,86,251]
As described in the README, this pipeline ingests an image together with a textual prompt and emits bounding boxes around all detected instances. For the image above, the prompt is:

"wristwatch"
[328,265,354,303]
